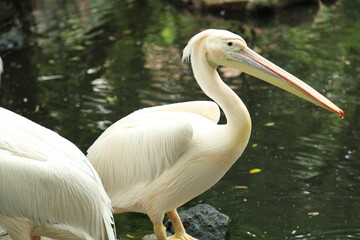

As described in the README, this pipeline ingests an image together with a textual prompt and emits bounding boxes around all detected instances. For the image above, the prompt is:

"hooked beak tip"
[339,109,345,119]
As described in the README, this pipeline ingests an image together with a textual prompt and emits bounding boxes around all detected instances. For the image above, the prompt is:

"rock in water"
[166,204,229,240]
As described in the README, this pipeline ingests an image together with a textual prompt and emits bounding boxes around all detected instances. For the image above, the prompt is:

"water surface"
[0,0,359,239]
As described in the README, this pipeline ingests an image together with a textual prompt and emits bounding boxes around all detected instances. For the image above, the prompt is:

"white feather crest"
[182,29,213,63]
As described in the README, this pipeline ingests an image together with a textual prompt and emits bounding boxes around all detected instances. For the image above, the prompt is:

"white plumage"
[87,29,343,240]
[88,101,224,209]
[0,107,115,240]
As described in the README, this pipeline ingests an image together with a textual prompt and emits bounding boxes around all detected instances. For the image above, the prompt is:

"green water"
[0,0,359,239]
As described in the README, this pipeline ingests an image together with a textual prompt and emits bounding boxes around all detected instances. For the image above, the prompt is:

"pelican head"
[183,29,344,118]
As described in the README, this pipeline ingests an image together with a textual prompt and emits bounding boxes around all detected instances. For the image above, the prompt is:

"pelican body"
[0,106,115,240]
[87,29,343,240]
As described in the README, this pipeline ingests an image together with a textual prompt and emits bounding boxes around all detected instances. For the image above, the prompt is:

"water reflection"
[0,0,359,239]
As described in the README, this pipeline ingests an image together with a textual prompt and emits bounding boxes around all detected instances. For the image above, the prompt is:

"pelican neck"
[190,45,251,131]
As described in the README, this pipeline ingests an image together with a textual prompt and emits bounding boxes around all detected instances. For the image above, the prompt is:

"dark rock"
[165,204,229,240]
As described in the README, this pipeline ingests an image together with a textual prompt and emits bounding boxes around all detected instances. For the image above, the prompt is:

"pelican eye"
[227,41,233,47]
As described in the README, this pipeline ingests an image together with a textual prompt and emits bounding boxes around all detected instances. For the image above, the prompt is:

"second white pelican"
[87,29,343,240]
[0,105,115,239]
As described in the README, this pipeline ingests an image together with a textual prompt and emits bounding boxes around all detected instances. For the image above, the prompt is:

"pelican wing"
[0,107,97,179]
[87,101,220,194]
[104,101,220,135]
[0,151,105,240]
[137,101,221,122]
[87,113,195,194]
